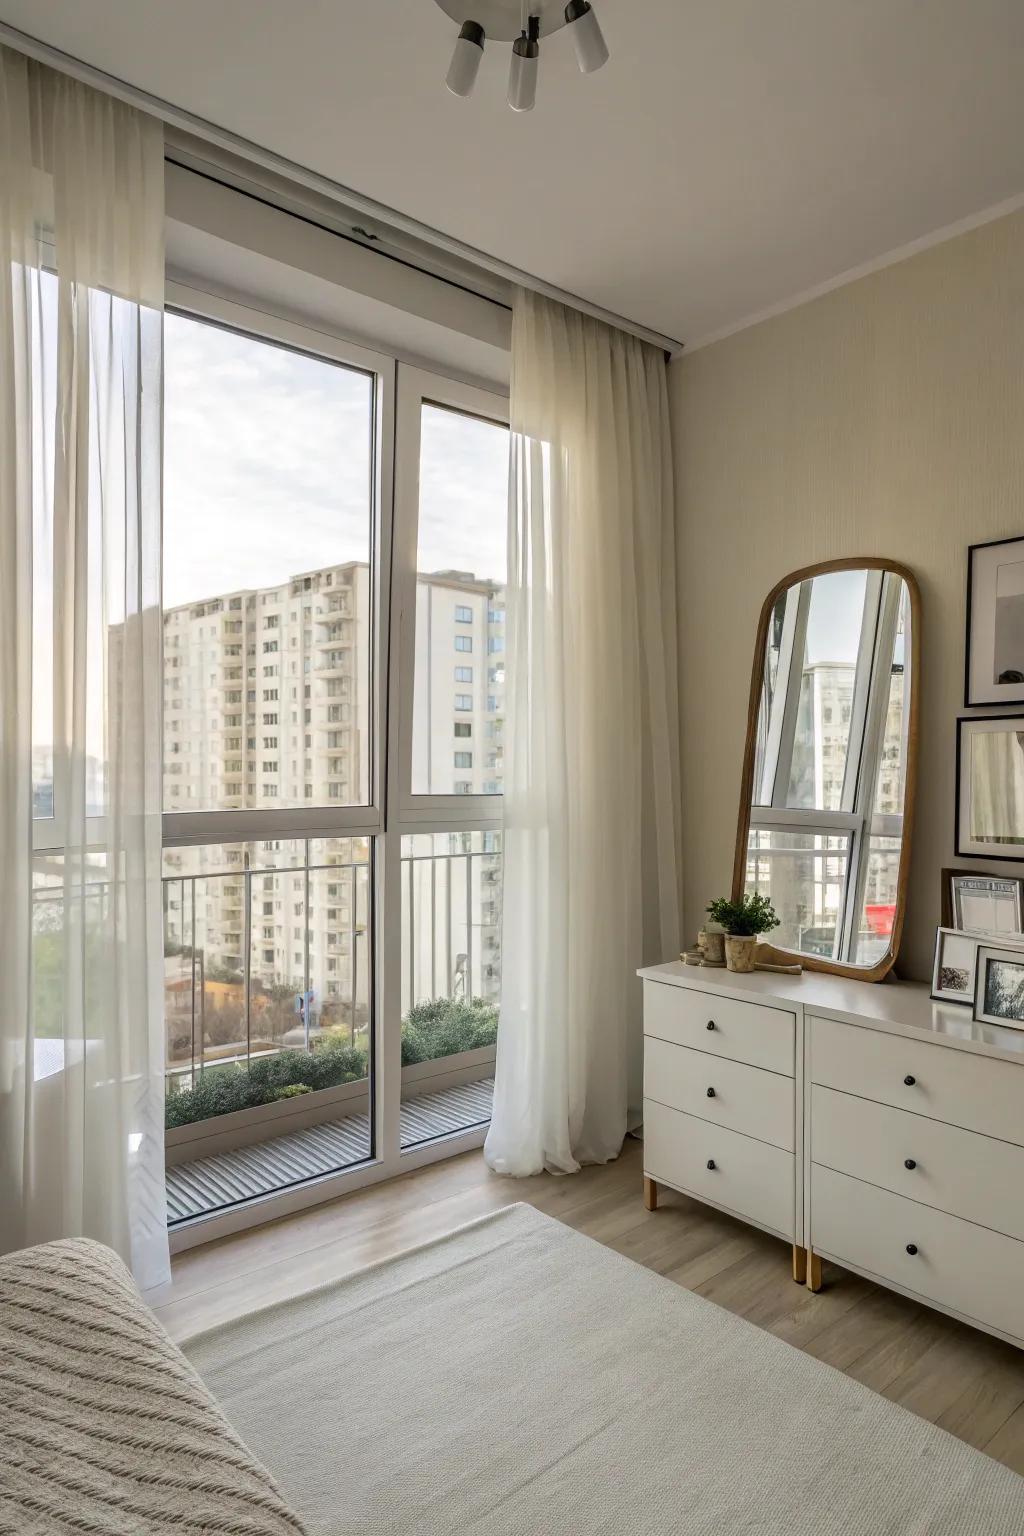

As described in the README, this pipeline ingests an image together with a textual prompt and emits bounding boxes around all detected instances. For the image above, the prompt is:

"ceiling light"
[564,0,608,73]
[433,1,609,112]
[508,19,539,113]
[446,20,485,97]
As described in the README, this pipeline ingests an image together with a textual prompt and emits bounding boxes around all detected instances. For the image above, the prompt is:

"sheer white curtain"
[0,48,168,1288]
[485,289,681,1176]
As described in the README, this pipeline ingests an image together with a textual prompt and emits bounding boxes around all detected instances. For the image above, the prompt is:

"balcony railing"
[163,840,371,1105]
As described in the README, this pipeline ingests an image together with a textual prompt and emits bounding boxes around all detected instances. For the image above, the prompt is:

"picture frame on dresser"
[956,715,1024,861]
[965,535,1024,706]
[973,944,1024,1031]
[931,927,985,1006]
[941,868,1024,934]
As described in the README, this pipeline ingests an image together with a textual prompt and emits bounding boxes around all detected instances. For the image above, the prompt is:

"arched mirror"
[733,558,920,980]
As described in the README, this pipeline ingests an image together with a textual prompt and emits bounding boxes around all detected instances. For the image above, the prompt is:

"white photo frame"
[966,536,1024,706]
[973,944,1024,1031]
[931,927,984,1006]
[956,716,1024,861]
[950,872,1024,935]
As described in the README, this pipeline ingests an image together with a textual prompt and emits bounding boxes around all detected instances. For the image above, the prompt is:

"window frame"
[390,366,509,828]
[159,283,395,851]
[150,293,509,1246]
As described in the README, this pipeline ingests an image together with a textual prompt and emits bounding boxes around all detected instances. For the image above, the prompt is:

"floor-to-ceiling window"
[160,291,508,1235]
[392,373,508,1150]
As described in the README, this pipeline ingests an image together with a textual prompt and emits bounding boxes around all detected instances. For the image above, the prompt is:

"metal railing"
[400,836,502,1017]
[163,842,369,1090]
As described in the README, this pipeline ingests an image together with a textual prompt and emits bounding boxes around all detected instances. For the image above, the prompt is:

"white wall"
[671,209,1024,981]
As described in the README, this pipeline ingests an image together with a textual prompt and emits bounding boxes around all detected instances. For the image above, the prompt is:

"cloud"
[164,315,509,608]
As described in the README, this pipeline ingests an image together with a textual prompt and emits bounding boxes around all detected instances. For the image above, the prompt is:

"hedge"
[165,995,499,1129]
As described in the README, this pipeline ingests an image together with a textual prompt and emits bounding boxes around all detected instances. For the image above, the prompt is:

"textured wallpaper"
[671,209,1024,981]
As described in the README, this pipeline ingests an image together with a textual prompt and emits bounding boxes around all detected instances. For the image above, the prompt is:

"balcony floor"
[166,1076,494,1227]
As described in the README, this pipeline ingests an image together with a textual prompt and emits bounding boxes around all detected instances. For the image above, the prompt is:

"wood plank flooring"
[146,1136,1024,1475]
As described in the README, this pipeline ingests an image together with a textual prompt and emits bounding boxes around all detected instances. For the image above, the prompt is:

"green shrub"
[165,995,500,1128]
[164,1035,368,1129]
[401,995,499,1065]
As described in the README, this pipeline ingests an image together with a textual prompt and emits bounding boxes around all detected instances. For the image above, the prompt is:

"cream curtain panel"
[0,48,168,1287]
[485,289,681,1177]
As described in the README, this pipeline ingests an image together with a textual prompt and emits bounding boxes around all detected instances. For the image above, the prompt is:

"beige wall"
[670,209,1024,981]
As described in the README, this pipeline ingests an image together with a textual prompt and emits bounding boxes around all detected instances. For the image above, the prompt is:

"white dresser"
[640,962,1024,1345]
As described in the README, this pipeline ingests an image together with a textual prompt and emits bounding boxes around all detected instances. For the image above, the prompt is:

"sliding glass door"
[389,371,509,1152]
[160,289,507,1233]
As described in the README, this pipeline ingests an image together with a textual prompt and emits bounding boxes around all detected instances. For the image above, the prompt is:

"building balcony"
[165,1072,494,1227]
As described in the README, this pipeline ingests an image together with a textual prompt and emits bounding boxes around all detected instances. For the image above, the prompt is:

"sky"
[163,313,508,610]
[804,568,867,665]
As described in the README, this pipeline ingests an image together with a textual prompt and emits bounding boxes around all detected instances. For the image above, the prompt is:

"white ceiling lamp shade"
[433,1,607,111]
[564,0,608,73]
[445,20,485,97]
[508,19,539,113]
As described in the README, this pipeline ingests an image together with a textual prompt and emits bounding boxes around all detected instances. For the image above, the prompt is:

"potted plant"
[705,894,779,973]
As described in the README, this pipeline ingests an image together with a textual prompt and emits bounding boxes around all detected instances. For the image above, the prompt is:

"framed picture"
[931,927,984,1005]
[973,944,1024,1031]
[966,536,1024,706]
[956,716,1024,861]
[942,869,1024,934]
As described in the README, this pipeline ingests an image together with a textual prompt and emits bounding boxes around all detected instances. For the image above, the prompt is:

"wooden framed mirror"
[732,557,921,981]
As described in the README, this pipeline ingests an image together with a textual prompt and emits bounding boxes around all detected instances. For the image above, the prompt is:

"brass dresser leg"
[807,1251,823,1292]
[643,1175,659,1211]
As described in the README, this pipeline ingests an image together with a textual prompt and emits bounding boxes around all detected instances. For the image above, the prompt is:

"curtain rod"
[0,20,684,356]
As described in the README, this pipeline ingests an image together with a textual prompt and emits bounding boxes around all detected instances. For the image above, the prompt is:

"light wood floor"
[147,1137,1024,1475]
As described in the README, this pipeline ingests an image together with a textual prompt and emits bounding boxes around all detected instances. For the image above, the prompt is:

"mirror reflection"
[744,566,912,969]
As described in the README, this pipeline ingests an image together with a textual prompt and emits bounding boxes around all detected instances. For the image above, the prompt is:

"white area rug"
[185,1203,1024,1535]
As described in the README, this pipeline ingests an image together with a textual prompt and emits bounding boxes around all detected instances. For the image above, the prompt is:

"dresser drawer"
[811,1164,1024,1344]
[644,980,794,1076]
[809,1014,1024,1147]
[811,1085,1024,1242]
[645,1036,794,1151]
[644,1099,794,1238]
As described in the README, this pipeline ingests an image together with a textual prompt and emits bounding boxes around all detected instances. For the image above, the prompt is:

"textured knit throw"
[0,1237,306,1535]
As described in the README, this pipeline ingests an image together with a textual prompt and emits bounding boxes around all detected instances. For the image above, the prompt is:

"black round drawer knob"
[706,1159,716,1170]
[706,1086,716,1098]
[706,1020,716,1031]
[906,1243,918,1256]
[904,1158,917,1170]
[904,1074,916,1086]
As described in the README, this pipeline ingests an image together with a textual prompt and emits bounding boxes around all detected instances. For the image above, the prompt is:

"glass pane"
[163,314,374,812]
[31,273,117,825]
[745,827,850,957]
[873,590,909,818]
[31,271,57,821]
[853,835,902,966]
[32,853,112,1078]
[752,591,790,804]
[163,841,372,1202]
[411,404,508,795]
[399,831,501,1149]
[786,570,867,811]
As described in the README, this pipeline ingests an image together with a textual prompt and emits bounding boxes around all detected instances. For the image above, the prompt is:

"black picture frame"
[965,535,1024,707]
[956,715,1024,861]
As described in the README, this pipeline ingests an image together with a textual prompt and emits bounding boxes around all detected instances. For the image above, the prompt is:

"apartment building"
[162,561,504,1072]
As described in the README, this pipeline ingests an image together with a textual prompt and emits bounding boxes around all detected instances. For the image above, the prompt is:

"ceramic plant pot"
[702,930,726,967]
[724,934,758,973]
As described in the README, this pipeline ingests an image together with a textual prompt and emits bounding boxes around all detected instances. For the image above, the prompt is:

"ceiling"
[4,0,1024,345]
